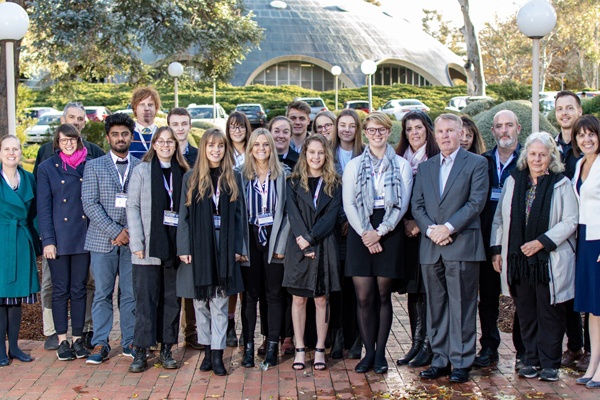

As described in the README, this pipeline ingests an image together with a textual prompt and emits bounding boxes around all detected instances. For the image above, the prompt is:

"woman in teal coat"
[0,135,40,366]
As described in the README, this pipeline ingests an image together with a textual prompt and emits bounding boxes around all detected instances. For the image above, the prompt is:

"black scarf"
[189,175,243,300]
[149,155,183,267]
[507,168,561,286]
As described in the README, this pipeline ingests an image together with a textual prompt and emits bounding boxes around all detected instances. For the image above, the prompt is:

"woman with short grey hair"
[490,131,577,382]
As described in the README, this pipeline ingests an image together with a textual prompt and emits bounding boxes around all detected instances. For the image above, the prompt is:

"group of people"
[0,88,599,388]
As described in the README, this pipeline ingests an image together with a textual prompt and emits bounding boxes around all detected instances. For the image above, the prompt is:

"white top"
[342,154,413,236]
[337,148,353,171]
[573,155,600,240]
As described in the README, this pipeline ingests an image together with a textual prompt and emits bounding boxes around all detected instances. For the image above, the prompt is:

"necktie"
[142,127,151,135]
[116,159,128,180]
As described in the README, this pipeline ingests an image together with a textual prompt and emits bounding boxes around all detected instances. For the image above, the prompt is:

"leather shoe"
[473,348,499,367]
[373,363,388,374]
[577,351,591,372]
[354,358,373,373]
[0,357,9,367]
[419,365,451,379]
[8,351,33,362]
[449,368,470,383]
[561,348,584,367]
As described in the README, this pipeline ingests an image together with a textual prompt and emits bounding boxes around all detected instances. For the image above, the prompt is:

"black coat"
[283,178,342,295]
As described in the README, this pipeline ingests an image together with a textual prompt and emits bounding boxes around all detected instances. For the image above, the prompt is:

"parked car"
[539,91,558,116]
[235,103,267,127]
[25,112,62,143]
[445,96,494,113]
[85,106,112,122]
[23,107,59,120]
[113,109,134,117]
[294,97,328,122]
[343,100,371,113]
[187,103,228,131]
[380,99,430,121]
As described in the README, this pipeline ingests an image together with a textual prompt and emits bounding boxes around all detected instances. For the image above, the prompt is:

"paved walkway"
[0,294,597,400]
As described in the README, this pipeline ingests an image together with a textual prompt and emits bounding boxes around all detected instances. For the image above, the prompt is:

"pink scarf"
[59,147,88,170]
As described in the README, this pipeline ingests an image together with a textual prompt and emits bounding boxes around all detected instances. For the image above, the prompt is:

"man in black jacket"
[168,107,198,167]
[475,110,525,369]
[33,102,105,351]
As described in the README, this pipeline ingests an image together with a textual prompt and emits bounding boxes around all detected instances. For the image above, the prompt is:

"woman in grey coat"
[127,127,189,373]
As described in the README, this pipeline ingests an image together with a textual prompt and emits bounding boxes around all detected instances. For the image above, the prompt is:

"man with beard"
[554,91,589,371]
[129,87,161,159]
[474,110,526,369]
[82,113,141,364]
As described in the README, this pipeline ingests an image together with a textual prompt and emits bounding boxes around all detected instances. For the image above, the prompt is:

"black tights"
[353,276,395,365]
[0,305,26,359]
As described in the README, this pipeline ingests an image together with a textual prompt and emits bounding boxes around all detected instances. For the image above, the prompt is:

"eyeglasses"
[59,137,78,145]
[365,127,389,135]
[156,140,175,147]
[229,125,246,132]
[316,122,333,132]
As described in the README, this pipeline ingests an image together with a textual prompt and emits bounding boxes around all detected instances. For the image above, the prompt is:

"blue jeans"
[90,246,134,348]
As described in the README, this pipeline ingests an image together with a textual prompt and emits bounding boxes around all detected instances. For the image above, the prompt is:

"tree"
[457,0,486,96]
[0,0,26,136]
[24,0,264,84]
[422,9,465,57]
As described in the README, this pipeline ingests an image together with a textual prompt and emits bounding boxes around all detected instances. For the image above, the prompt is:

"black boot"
[226,318,238,347]
[330,329,344,359]
[128,347,147,373]
[262,341,278,368]
[159,344,178,369]
[211,349,227,376]
[199,345,212,371]
[241,342,255,368]
[347,336,363,359]
[408,338,433,367]
[397,295,425,365]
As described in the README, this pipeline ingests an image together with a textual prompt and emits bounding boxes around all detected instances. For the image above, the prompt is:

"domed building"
[230,0,467,89]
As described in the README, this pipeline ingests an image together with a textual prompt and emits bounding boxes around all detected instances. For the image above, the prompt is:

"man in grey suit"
[411,113,489,383]
[82,113,141,364]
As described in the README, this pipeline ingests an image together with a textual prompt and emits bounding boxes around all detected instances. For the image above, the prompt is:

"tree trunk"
[458,0,486,96]
[0,0,25,137]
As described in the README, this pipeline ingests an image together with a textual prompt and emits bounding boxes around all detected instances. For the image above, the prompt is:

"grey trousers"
[41,257,95,336]
[194,295,228,350]
[422,259,479,369]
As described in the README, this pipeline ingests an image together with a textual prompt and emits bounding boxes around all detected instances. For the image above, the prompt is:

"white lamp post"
[331,65,341,111]
[167,62,184,108]
[0,2,29,135]
[361,60,377,113]
[517,0,556,134]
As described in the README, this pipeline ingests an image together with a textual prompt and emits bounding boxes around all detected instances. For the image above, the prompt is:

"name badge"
[163,210,179,226]
[490,188,502,201]
[214,215,221,229]
[257,212,274,227]
[374,195,385,209]
[115,193,127,208]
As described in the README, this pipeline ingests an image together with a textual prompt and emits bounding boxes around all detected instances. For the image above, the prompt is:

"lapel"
[0,166,33,213]
[295,180,315,210]
[104,154,122,190]
[440,148,468,203]
[428,154,441,201]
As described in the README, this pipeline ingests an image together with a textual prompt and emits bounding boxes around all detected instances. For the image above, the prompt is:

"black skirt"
[345,208,404,278]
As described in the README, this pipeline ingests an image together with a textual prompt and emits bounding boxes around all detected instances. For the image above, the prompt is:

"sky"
[378,0,529,29]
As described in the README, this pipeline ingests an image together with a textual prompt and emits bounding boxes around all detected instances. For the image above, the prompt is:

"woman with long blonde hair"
[177,128,246,376]
[283,134,342,371]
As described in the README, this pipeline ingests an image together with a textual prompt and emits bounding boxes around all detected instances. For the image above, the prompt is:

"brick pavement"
[0,294,597,399]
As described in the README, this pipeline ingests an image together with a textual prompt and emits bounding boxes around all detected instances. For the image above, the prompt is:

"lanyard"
[163,173,173,210]
[371,160,384,195]
[212,183,220,214]
[137,126,156,152]
[495,150,514,186]
[255,171,271,213]
[115,162,130,191]
[313,178,323,208]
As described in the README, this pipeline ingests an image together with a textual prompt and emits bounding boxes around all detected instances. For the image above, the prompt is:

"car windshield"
[236,106,260,112]
[37,115,61,125]
[348,102,368,109]
[303,99,324,107]
[189,108,214,118]
[398,100,422,106]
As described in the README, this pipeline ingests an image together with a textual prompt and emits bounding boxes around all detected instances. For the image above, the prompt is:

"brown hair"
[242,128,284,180]
[53,124,84,151]
[572,115,600,158]
[290,134,340,196]
[225,111,252,147]
[167,107,191,124]
[286,100,311,117]
[131,86,162,118]
[461,115,486,155]
[142,126,190,171]
[331,109,364,158]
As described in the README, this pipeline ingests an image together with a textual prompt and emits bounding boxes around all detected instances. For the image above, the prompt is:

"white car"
[445,96,494,113]
[379,99,430,121]
[25,112,62,143]
[187,103,228,131]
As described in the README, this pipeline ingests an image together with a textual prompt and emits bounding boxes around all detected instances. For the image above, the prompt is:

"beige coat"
[490,175,578,304]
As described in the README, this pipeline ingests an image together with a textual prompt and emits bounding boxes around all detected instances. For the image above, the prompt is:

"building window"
[252,61,340,90]
[373,64,431,87]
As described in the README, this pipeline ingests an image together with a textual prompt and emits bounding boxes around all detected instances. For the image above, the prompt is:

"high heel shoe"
[9,350,33,362]
[313,348,327,371]
[292,348,306,370]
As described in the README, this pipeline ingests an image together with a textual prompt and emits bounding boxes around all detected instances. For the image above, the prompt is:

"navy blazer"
[37,153,89,255]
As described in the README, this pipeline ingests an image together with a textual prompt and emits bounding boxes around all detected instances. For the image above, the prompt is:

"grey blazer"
[235,166,290,264]
[82,153,141,253]
[411,147,489,264]
[126,162,161,265]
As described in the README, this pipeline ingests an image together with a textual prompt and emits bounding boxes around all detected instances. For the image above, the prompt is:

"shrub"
[191,121,219,130]
[473,100,558,149]
[582,96,600,117]
[460,99,496,117]
[492,80,532,102]
[81,121,108,151]
[267,108,286,120]
[22,144,40,161]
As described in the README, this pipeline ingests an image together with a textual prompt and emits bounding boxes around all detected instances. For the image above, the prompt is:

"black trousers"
[48,253,90,336]
[132,262,181,348]
[478,259,501,350]
[565,299,590,352]
[242,225,285,343]
[513,280,567,369]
